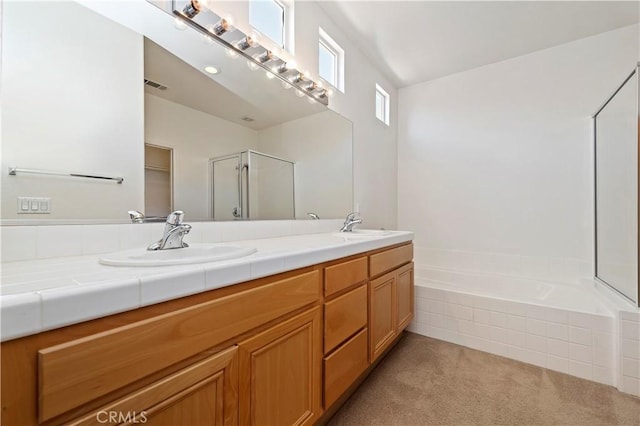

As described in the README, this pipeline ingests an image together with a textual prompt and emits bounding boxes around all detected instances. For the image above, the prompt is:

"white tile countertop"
[1,230,413,341]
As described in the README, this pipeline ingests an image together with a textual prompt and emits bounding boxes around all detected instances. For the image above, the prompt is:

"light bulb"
[212,15,234,36]
[181,0,201,18]
[254,50,274,64]
[204,66,219,75]
[289,72,305,84]
[235,32,260,51]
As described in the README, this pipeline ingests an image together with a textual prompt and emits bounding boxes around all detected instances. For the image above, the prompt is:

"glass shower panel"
[246,151,295,220]
[211,155,242,220]
[595,68,639,304]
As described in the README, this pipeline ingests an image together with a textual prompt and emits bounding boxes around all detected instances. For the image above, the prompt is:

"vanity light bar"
[172,0,328,106]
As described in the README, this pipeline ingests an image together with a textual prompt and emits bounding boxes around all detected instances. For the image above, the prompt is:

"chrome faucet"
[147,210,192,250]
[128,210,166,223]
[307,212,320,220]
[339,212,362,232]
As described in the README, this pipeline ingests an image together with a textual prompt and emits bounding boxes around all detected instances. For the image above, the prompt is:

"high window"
[318,27,344,92]
[375,84,390,125]
[249,0,286,48]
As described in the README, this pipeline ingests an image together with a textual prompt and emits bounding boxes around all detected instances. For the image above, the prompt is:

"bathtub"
[409,266,640,395]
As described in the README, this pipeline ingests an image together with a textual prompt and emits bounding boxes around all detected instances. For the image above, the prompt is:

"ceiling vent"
[144,79,168,90]
[241,116,255,122]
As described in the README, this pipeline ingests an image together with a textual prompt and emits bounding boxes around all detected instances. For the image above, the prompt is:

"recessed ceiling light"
[204,66,220,75]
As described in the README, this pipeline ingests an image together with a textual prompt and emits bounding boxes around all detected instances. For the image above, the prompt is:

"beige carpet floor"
[328,333,640,426]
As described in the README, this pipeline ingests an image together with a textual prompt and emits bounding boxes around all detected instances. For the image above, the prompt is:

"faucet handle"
[166,210,185,225]
[128,210,145,223]
[345,212,359,221]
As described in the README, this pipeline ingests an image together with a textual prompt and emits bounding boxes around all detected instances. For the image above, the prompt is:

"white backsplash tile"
[36,226,83,258]
[1,226,37,262]
[82,225,120,255]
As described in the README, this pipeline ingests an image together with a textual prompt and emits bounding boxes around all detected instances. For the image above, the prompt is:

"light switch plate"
[18,197,51,214]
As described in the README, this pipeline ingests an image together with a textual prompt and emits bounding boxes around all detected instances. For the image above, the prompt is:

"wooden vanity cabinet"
[322,256,369,408]
[369,245,414,363]
[1,242,414,426]
[238,307,322,426]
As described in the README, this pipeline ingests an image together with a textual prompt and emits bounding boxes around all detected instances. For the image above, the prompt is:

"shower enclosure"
[593,63,640,306]
[209,150,295,221]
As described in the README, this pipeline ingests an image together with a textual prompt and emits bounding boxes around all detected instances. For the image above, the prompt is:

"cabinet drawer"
[38,270,320,422]
[369,244,413,277]
[324,256,368,297]
[324,328,368,408]
[324,285,367,354]
[69,346,238,426]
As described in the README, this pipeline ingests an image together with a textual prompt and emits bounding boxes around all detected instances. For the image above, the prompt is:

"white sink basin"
[99,244,257,266]
[331,229,391,240]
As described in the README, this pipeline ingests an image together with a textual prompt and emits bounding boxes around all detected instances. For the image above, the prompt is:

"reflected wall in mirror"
[594,65,639,305]
[1,1,353,223]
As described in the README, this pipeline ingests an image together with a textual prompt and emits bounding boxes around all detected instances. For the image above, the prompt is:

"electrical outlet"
[17,197,51,214]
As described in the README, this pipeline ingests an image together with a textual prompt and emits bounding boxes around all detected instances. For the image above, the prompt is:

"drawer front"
[369,244,413,277]
[324,256,368,297]
[69,346,238,426]
[324,328,368,408]
[324,285,367,354]
[38,270,320,422]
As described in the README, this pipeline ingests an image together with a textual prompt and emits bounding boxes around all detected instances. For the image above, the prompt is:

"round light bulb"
[204,66,219,75]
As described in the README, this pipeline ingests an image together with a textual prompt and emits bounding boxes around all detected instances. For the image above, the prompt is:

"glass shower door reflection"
[211,155,243,221]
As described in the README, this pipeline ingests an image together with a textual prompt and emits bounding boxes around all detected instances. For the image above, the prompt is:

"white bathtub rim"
[414,265,588,289]
[415,277,615,318]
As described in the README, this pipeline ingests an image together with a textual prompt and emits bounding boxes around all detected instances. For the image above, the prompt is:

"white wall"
[257,111,352,219]
[208,1,399,229]
[144,94,258,219]
[398,24,639,283]
[1,1,144,220]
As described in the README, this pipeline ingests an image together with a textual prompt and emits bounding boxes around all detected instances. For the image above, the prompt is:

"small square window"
[375,84,390,125]
[318,28,344,92]
[250,0,285,48]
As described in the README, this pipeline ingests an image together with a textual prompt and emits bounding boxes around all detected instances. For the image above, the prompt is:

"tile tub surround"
[409,274,640,397]
[0,228,413,341]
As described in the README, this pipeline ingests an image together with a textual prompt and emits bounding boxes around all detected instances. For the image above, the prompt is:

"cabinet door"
[70,346,238,426]
[369,271,397,362]
[238,307,322,426]
[396,262,414,331]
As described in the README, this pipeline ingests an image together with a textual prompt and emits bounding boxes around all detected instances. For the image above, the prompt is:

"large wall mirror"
[594,65,639,306]
[1,1,353,223]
